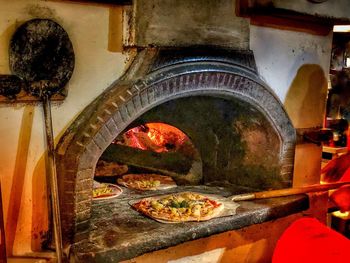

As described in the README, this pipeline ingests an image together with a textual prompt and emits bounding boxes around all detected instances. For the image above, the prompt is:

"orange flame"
[119,123,189,153]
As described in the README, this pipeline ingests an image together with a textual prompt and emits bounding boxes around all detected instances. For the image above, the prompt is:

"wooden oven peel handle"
[43,95,63,263]
[231,181,350,201]
[8,19,75,263]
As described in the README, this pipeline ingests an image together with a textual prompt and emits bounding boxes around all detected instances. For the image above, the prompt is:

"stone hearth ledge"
[72,185,309,262]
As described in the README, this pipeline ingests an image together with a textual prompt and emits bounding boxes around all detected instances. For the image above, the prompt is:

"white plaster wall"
[0,0,127,255]
[250,25,332,105]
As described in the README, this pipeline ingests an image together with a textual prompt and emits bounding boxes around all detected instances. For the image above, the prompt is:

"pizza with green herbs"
[133,192,224,222]
[117,173,177,191]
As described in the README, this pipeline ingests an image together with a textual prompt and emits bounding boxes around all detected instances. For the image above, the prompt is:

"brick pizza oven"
[55,46,306,261]
[52,0,341,262]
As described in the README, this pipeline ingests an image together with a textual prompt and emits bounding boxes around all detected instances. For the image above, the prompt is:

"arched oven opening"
[94,94,285,193]
[94,121,202,187]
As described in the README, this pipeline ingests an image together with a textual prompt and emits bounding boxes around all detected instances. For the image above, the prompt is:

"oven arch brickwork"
[56,47,296,244]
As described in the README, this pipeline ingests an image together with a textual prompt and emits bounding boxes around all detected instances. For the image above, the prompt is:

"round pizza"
[93,181,122,200]
[133,192,224,222]
[117,173,177,191]
[95,160,128,177]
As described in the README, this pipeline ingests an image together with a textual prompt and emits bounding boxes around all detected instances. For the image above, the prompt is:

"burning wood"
[100,144,193,177]
[99,123,202,184]
[114,123,192,155]
[95,160,128,177]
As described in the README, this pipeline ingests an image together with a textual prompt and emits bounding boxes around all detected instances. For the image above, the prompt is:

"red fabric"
[330,185,350,212]
[322,153,350,182]
[273,217,350,263]
[339,166,350,183]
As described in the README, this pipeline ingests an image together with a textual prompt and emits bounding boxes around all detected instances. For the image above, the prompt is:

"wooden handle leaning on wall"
[108,6,123,52]
[231,181,350,201]
[0,182,7,263]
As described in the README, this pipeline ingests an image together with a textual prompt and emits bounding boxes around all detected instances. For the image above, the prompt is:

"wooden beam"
[50,0,131,6]
[108,6,123,52]
[236,0,336,36]
[237,0,350,25]
[101,144,193,175]
[250,15,332,36]
[0,183,6,263]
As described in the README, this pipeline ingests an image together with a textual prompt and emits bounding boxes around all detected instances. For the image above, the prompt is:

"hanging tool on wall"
[8,19,75,262]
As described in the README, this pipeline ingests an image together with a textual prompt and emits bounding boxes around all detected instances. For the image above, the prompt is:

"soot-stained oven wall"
[114,95,283,189]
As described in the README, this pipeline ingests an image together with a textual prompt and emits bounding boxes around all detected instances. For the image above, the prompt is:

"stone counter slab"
[72,185,309,262]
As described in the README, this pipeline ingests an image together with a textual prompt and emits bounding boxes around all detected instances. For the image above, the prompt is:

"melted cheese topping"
[137,193,222,221]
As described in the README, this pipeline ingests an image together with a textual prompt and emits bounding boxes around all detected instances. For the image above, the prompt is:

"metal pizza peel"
[9,19,75,262]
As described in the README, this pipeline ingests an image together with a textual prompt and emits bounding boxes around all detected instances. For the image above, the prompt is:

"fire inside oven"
[92,95,283,197]
[94,122,202,188]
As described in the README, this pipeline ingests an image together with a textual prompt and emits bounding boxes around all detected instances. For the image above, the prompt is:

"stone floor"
[72,185,309,263]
